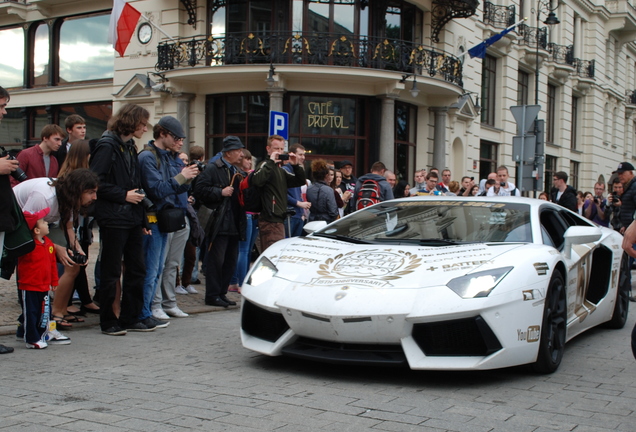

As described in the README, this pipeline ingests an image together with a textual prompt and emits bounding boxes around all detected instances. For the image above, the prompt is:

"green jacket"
[251,159,306,223]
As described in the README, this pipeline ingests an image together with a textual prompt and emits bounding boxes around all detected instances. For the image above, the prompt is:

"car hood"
[264,236,526,289]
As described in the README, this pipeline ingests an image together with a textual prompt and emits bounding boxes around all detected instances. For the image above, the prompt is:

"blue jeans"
[285,216,304,238]
[140,223,168,320]
[230,214,259,286]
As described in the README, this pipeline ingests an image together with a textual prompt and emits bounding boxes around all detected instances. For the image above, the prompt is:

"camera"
[277,154,290,161]
[135,189,156,211]
[71,251,87,265]
[188,160,205,172]
[470,177,474,180]
[612,192,620,203]
[0,146,27,182]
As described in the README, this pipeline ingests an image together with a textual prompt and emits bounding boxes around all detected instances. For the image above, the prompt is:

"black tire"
[533,272,567,374]
[604,252,630,329]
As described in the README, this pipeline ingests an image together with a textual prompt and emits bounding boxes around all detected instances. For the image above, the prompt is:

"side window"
[540,208,568,250]
[560,210,593,227]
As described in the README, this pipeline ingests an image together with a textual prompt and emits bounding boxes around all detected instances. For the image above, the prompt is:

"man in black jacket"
[614,162,636,234]
[90,104,154,335]
[0,85,19,354]
[193,136,246,308]
[550,171,577,213]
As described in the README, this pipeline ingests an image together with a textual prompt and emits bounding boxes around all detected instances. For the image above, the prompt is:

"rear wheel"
[604,252,630,329]
[533,272,567,374]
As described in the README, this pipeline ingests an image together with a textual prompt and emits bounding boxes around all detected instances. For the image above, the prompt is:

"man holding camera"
[0,86,19,353]
[139,116,199,324]
[252,135,306,252]
[583,182,608,227]
[487,166,520,196]
[90,104,152,335]
[459,176,476,197]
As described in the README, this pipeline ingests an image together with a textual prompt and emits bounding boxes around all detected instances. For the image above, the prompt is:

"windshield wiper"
[314,233,371,244]
[372,238,463,246]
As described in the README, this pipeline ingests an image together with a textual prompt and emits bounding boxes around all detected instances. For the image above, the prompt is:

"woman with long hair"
[330,169,351,218]
[392,180,411,198]
[306,159,338,224]
[56,140,100,317]
[12,168,99,331]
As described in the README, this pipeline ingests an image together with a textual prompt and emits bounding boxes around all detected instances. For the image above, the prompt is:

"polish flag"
[108,0,142,57]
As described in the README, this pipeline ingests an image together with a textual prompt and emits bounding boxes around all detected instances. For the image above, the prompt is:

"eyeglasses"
[170,133,185,142]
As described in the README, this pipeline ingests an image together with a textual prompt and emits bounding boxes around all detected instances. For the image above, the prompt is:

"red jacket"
[11,145,59,187]
[17,236,59,292]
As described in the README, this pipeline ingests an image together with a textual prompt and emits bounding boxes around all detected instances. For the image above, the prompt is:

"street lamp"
[534,0,560,104]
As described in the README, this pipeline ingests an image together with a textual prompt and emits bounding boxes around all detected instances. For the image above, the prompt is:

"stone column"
[268,88,285,113]
[429,107,448,170]
[175,93,195,153]
[379,95,396,169]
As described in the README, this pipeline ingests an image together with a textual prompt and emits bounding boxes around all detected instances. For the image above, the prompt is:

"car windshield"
[314,199,532,245]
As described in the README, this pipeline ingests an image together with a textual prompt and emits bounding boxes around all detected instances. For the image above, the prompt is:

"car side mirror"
[563,226,603,259]
[303,221,328,234]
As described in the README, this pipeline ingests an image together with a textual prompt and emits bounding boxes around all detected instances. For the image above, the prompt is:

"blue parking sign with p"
[269,111,289,140]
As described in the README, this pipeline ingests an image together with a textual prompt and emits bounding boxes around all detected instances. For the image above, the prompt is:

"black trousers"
[18,290,48,344]
[98,226,145,330]
[204,234,239,301]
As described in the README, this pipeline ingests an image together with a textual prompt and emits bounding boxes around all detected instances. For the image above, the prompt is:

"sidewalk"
[0,239,240,335]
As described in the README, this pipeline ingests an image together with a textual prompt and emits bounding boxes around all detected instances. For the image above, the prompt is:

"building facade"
[1,0,635,193]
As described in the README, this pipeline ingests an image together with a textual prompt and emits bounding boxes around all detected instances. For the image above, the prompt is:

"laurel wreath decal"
[317,249,421,281]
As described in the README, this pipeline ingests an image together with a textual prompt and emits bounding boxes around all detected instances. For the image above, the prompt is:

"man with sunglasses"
[138,116,199,325]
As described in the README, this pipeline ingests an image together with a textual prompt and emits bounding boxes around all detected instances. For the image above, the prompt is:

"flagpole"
[457,17,528,59]
[140,14,176,41]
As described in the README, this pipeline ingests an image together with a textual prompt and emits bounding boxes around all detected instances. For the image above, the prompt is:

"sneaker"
[152,308,170,320]
[164,307,189,318]
[26,340,48,349]
[45,328,71,345]
[124,321,156,332]
[175,285,189,295]
[185,285,198,294]
[101,325,127,336]
[143,316,169,329]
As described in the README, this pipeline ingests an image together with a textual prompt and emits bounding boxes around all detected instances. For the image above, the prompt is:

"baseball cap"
[221,135,245,152]
[613,162,635,174]
[339,160,353,168]
[23,207,50,230]
[157,116,186,139]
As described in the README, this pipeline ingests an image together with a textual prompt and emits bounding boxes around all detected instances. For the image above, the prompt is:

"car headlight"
[246,256,278,287]
[446,267,513,299]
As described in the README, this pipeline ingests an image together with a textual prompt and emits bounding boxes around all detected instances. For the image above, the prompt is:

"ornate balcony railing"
[484,2,516,29]
[573,59,595,78]
[518,24,548,49]
[547,43,574,65]
[156,31,464,87]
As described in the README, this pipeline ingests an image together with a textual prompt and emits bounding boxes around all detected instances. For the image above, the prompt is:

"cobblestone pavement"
[1,240,636,431]
[0,306,635,431]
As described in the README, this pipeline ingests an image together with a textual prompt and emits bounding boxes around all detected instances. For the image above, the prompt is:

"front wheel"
[533,272,567,374]
[604,252,630,329]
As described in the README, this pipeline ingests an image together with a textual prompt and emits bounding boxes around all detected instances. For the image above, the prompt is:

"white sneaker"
[45,328,71,345]
[26,340,48,349]
[175,285,189,295]
[164,307,189,318]
[152,308,170,320]
[184,285,198,294]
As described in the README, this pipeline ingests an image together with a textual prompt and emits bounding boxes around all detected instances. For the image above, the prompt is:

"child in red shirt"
[17,207,68,349]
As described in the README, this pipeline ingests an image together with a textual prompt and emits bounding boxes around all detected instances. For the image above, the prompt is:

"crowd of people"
[2,83,636,357]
